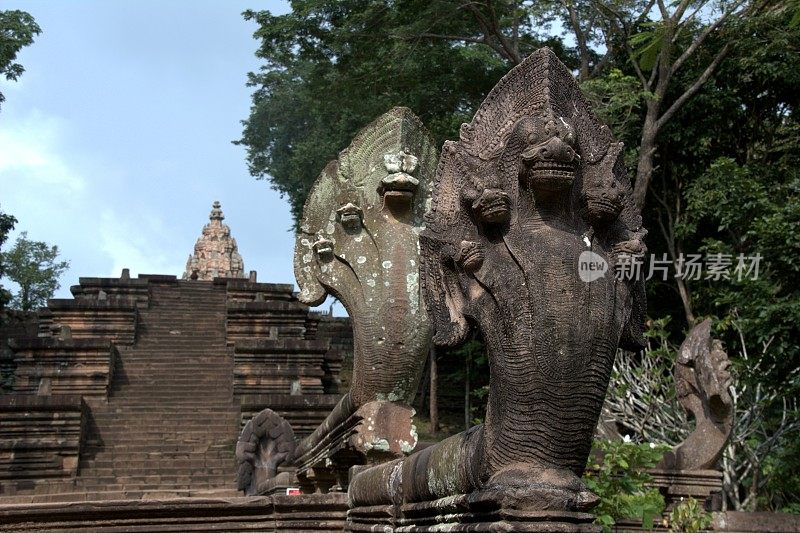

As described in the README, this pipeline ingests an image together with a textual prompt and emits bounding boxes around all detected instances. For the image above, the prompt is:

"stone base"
[649,469,724,511]
[712,511,800,532]
[0,493,348,532]
[347,493,600,532]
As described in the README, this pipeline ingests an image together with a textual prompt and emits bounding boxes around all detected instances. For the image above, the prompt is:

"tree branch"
[671,0,745,76]
[656,42,731,131]
[563,0,591,79]
[462,1,521,64]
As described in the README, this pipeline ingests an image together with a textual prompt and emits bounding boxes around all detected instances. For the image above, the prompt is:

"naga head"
[337,202,363,232]
[659,318,734,471]
[583,173,624,225]
[517,114,579,194]
[469,187,512,226]
[294,107,434,407]
[379,150,420,215]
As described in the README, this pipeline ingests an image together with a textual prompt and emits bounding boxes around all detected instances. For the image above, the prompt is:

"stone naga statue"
[658,318,734,471]
[236,107,435,495]
[349,48,647,521]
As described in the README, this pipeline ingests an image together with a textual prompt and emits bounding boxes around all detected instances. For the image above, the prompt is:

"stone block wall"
[38,301,138,345]
[0,395,86,481]
[9,338,117,398]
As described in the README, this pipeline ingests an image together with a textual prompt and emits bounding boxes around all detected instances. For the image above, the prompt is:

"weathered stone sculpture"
[347,48,647,531]
[659,318,733,471]
[237,107,435,495]
[647,319,734,514]
[183,201,245,280]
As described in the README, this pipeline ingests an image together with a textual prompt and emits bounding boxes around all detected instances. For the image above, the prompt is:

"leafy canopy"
[236,0,571,224]
[2,232,69,312]
[0,206,18,312]
[0,9,41,110]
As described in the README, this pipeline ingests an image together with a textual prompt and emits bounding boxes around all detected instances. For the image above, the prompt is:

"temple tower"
[183,201,245,280]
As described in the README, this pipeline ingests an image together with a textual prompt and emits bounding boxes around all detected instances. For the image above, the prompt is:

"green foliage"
[629,21,666,72]
[761,434,800,514]
[640,7,800,509]
[0,206,18,314]
[580,68,650,144]
[682,145,800,393]
[1,232,69,311]
[237,0,574,225]
[584,439,668,532]
[668,497,712,533]
[0,9,41,110]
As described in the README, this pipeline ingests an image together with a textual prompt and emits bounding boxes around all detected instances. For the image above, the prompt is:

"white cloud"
[0,109,184,290]
[98,209,184,278]
[0,109,86,192]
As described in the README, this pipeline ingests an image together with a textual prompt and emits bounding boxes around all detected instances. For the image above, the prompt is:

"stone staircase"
[3,282,242,503]
[75,282,240,500]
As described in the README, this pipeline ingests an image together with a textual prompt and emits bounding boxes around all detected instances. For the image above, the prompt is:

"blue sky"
[0,1,349,311]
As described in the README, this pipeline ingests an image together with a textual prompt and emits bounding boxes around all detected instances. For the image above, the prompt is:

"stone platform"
[0,493,348,532]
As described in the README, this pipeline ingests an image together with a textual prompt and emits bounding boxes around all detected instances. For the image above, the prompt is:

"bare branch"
[563,0,591,79]
[672,0,699,24]
[656,0,670,21]
[625,41,650,88]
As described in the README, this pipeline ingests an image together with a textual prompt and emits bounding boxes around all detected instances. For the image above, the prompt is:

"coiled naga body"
[349,49,648,522]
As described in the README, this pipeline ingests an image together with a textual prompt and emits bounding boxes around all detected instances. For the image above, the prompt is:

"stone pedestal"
[650,469,725,511]
[347,492,601,532]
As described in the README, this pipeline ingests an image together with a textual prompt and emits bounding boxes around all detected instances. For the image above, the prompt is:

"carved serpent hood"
[414,47,647,506]
[294,107,435,409]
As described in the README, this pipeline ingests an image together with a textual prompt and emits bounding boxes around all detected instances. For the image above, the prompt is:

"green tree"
[583,439,668,532]
[0,9,41,110]
[238,1,759,222]
[2,232,69,311]
[0,206,18,313]
[236,0,571,223]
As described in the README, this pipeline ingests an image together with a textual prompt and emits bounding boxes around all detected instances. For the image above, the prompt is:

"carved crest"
[422,47,645,351]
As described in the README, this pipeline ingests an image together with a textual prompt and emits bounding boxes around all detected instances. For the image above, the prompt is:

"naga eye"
[527,132,537,144]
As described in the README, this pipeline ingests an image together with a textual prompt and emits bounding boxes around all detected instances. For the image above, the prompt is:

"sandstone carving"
[348,48,647,529]
[658,318,734,471]
[183,201,245,280]
[236,107,435,495]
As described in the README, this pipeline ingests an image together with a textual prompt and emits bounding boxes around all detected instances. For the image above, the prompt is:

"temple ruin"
[1,50,795,533]
[0,203,351,522]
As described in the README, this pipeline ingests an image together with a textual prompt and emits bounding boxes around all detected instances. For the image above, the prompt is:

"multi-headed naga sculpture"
[236,107,435,495]
[658,318,733,471]
[348,49,648,530]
